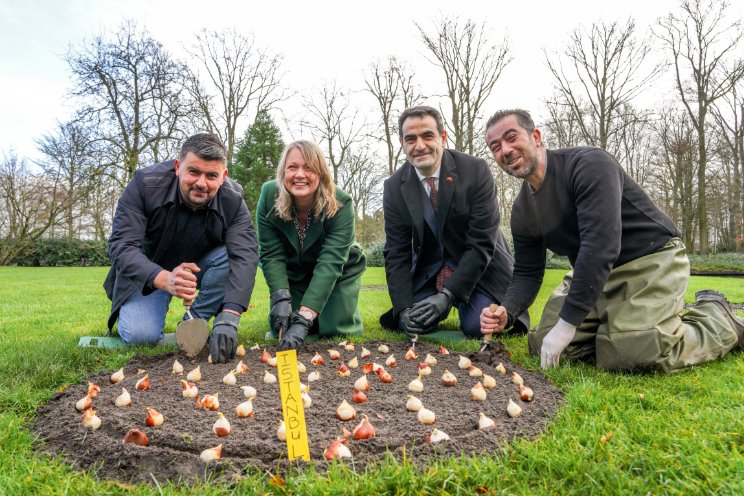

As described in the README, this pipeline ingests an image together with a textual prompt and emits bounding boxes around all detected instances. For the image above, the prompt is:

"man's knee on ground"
[118,322,163,345]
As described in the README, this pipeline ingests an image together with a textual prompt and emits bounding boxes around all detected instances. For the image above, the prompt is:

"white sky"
[2,0,743,162]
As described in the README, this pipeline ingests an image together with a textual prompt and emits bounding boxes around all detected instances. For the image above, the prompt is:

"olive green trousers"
[528,238,740,372]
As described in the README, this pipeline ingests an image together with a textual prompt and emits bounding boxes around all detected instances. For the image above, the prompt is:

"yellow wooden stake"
[276,350,310,461]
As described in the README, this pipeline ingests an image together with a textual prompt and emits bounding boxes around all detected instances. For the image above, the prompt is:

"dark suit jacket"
[382,149,528,331]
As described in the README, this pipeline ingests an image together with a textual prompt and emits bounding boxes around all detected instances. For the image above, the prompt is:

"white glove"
[541,318,577,369]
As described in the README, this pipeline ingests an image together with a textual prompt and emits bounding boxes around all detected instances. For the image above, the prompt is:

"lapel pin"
[446,176,454,182]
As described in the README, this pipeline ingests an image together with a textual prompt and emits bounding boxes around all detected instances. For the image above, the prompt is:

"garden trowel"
[176,272,210,358]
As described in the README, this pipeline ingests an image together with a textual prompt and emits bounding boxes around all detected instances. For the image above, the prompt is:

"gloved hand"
[408,289,454,329]
[269,289,292,336]
[399,308,425,338]
[209,311,240,363]
[278,311,313,351]
[540,318,577,369]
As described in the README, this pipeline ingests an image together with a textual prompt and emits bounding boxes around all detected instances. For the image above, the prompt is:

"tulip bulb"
[406,395,422,412]
[408,374,424,392]
[186,366,202,382]
[438,346,450,355]
[82,409,101,430]
[338,362,350,377]
[328,349,341,360]
[311,353,324,365]
[426,428,451,444]
[469,366,483,377]
[302,391,312,408]
[417,406,436,425]
[379,370,393,383]
[197,393,219,411]
[123,428,149,446]
[268,356,278,367]
[260,349,271,363]
[75,394,93,412]
[235,360,249,374]
[458,355,472,369]
[277,421,286,441]
[347,357,359,368]
[377,344,389,354]
[241,385,257,399]
[511,372,524,386]
[110,368,125,384]
[495,362,507,375]
[235,344,246,357]
[263,370,277,384]
[145,407,164,427]
[478,412,496,430]
[324,438,352,461]
[200,444,222,463]
[299,382,309,393]
[507,399,522,418]
[87,382,100,398]
[362,362,374,374]
[223,370,237,385]
[352,389,367,403]
[172,360,184,375]
[180,380,198,398]
[250,343,260,351]
[339,340,347,347]
[424,353,437,366]
[471,382,487,401]
[336,399,356,421]
[213,412,231,437]
[297,362,307,374]
[385,354,397,367]
[483,374,497,389]
[235,399,254,417]
[405,347,418,361]
[344,342,355,352]
[354,375,370,391]
[441,369,457,387]
[115,387,132,407]
[308,371,321,382]
[361,347,372,358]
[135,374,150,391]
[418,363,432,376]
[352,414,377,440]
[519,385,534,402]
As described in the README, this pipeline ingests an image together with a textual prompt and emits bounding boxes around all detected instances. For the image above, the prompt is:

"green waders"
[528,238,740,372]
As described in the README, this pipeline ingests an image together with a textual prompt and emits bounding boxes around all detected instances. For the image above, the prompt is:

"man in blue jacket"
[104,133,258,362]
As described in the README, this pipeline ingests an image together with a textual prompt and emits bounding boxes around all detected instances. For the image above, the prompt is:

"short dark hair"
[178,133,227,163]
[398,105,445,137]
[485,109,535,133]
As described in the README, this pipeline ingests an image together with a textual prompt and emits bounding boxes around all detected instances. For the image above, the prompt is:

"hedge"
[9,238,109,266]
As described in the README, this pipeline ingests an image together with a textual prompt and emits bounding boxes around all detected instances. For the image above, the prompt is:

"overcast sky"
[2,0,742,162]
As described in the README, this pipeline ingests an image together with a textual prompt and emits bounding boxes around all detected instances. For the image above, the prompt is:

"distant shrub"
[12,238,109,266]
[364,242,385,267]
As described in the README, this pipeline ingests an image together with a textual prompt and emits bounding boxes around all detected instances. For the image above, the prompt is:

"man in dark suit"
[380,106,528,338]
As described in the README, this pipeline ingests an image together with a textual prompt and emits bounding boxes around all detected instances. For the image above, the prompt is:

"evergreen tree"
[231,110,285,215]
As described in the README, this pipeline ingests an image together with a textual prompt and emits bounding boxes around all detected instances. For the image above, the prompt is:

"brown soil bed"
[34,340,564,485]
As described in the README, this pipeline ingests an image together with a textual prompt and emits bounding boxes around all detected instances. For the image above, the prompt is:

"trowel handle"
[183,267,194,309]
[483,334,492,344]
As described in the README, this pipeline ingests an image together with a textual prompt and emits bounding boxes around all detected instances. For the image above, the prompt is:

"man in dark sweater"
[480,109,743,372]
[104,133,258,363]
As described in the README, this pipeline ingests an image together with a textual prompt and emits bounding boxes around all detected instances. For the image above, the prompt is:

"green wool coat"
[256,181,365,337]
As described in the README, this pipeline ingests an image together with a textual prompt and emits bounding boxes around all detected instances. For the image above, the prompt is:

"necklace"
[292,205,312,249]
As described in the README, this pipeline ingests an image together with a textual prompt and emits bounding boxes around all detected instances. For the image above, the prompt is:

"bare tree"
[655,0,744,252]
[300,82,366,183]
[418,17,511,154]
[338,146,386,219]
[615,105,656,189]
[545,18,662,154]
[542,95,586,148]
[364,57,424,174]
[186,28,286,164]
[67,20,191,188]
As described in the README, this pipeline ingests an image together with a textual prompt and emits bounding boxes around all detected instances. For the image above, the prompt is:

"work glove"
[408,289,455,329]
[540,318,577,369]
[209,311,240,363]
[269,289,292,335]
[399,308,426,338]
[277,311,313,351]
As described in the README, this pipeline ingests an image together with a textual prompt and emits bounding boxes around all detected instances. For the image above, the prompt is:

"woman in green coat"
[257,140,365,350]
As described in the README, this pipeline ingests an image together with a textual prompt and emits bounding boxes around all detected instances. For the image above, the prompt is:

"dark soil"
[33,340,564,485]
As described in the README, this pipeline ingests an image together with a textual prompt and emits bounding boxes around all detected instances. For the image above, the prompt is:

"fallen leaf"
[600,432,614,443]
[268,473,285,487]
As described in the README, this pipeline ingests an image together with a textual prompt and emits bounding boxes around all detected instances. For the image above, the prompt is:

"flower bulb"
[406,395,422,412]
[507,399,522,418]
[110,368,124,384]
[213,412,231,437]
[115,387,132,407]
[172,360,184,375]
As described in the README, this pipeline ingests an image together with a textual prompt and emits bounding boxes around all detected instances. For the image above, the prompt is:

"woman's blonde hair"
[274,140,341,221]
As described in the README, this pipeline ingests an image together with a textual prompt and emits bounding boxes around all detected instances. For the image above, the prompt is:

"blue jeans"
[412,283,494,338]
[117,246,229,344]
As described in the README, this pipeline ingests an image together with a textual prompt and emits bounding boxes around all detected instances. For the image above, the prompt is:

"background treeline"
[1,0,743,266]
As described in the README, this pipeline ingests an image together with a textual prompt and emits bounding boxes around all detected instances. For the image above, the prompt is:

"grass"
[0,266,742,495]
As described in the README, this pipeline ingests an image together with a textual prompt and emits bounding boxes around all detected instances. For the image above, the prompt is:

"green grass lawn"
[0,266,742,495]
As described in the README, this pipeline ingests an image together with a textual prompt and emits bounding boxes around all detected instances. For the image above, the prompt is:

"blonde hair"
[274,140,341,221]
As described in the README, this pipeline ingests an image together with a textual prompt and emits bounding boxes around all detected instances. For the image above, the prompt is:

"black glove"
[409,290,454,329]
[278,311,313,351]
[269,289,292,335]
[399,308,426,338]
[209,311,240,363]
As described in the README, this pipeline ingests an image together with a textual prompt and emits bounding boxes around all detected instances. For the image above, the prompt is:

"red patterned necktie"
[424,176,453,290]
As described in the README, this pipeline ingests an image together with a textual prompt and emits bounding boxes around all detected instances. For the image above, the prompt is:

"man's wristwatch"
[298,310,314,321]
